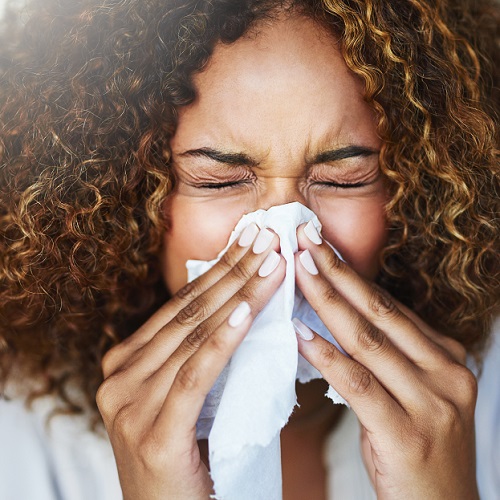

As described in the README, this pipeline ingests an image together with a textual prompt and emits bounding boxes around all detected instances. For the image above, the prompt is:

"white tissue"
[186,202,347,500]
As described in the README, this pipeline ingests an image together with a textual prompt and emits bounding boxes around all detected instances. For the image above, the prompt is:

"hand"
[96,225,285,500]
[292,222,479,500]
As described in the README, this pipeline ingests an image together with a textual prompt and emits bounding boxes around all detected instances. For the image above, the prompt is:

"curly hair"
[0,0,498,425]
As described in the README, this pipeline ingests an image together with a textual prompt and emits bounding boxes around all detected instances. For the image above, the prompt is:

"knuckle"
[101,349,117,378]
[175,280,198,302]
[461,367,479,401]
[113,404,138,441]
[184,323,208,351]
[323,285,342,305]
[96,378,118,417]
[101,345,125,378]
[174,363,200,393]
[453,343,468,364]
[326,248,343,272]
[444,338,468,364]
[434,398,462,431]
[236,284,255,304]
[368,287,399,319]
[137,433,170,471]
[355,320,387,354]
[230,259,253,283]
[451,364,478,408]
[175,298,208,326]
[207,330,232,356]
[347,364,375,396]
[218,248,239,271]
[319,344,340,369]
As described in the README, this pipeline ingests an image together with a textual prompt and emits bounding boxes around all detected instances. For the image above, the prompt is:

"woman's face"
[160,15,388,295]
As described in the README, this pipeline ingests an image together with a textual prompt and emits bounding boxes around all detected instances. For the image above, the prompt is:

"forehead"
[171,14,378,155]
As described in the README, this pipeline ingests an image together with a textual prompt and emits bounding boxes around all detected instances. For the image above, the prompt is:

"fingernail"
[292,318,315,341]
[258,250,280,277]
[252,228,274,254]
[228,301,251,327]
[304,220,322,245]
[299,249,319,275]
[238,223,259,247]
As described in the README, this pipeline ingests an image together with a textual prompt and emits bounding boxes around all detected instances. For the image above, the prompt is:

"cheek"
[160,189,388,294]
[311,197,387,280]
[160,193,248,294]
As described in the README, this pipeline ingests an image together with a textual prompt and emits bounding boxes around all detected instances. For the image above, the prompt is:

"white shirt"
[1,320,499,500]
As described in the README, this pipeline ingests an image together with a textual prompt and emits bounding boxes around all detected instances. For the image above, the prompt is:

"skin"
[160,14,387,292]
[97,13,479,500]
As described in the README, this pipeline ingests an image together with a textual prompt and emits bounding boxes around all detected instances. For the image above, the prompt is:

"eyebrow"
[310,145,378,164]
[178,145,378,166]
[178,148,258,167]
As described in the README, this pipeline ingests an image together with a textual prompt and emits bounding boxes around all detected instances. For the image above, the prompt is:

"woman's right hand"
[96,225,285,500]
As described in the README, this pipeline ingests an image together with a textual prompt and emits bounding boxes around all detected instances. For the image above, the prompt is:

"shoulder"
[0,395,122,500]
[475,316,500,500]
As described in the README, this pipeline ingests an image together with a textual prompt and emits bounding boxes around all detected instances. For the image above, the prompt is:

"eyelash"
[199,181,251,190]
[314,181,368,189]
[198,180,368,190]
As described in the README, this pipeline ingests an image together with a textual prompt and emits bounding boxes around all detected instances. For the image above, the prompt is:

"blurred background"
[0,0,22,18]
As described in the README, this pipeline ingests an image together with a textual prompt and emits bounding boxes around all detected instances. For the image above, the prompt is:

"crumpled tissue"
[186,202,347,500]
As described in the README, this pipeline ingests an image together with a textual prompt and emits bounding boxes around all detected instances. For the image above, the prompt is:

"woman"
[0,0,498,499]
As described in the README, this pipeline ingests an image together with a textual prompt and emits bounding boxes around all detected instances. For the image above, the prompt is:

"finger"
[142,255,286,392]
[296,222,451,366]
[127,258,284,421]
[98,302,256,433]
[132,224,276,345]
[103,226,279,376]
[294,250,425,403]
[130,241,285,376]
[393,299,467,364]
[111,251,285,397]
[293,320,406,437]
[154,301,253,444]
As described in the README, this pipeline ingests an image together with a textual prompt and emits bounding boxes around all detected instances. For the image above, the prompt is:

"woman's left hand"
[293,223,479,500]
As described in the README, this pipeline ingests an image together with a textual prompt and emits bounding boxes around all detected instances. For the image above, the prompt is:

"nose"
[256,178,308,211]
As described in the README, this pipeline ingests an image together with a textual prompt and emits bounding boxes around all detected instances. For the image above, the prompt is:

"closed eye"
[197,180,251,190]
[314,181,369,188]
[198,180,373,190]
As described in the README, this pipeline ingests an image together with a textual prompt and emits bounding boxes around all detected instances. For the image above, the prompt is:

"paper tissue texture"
[186,202,347,500]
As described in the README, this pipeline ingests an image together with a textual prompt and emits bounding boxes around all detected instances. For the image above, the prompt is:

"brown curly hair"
[0,0,498,425]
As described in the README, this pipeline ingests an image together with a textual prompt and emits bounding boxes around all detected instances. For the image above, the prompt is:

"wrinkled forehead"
[171,14,376,159]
